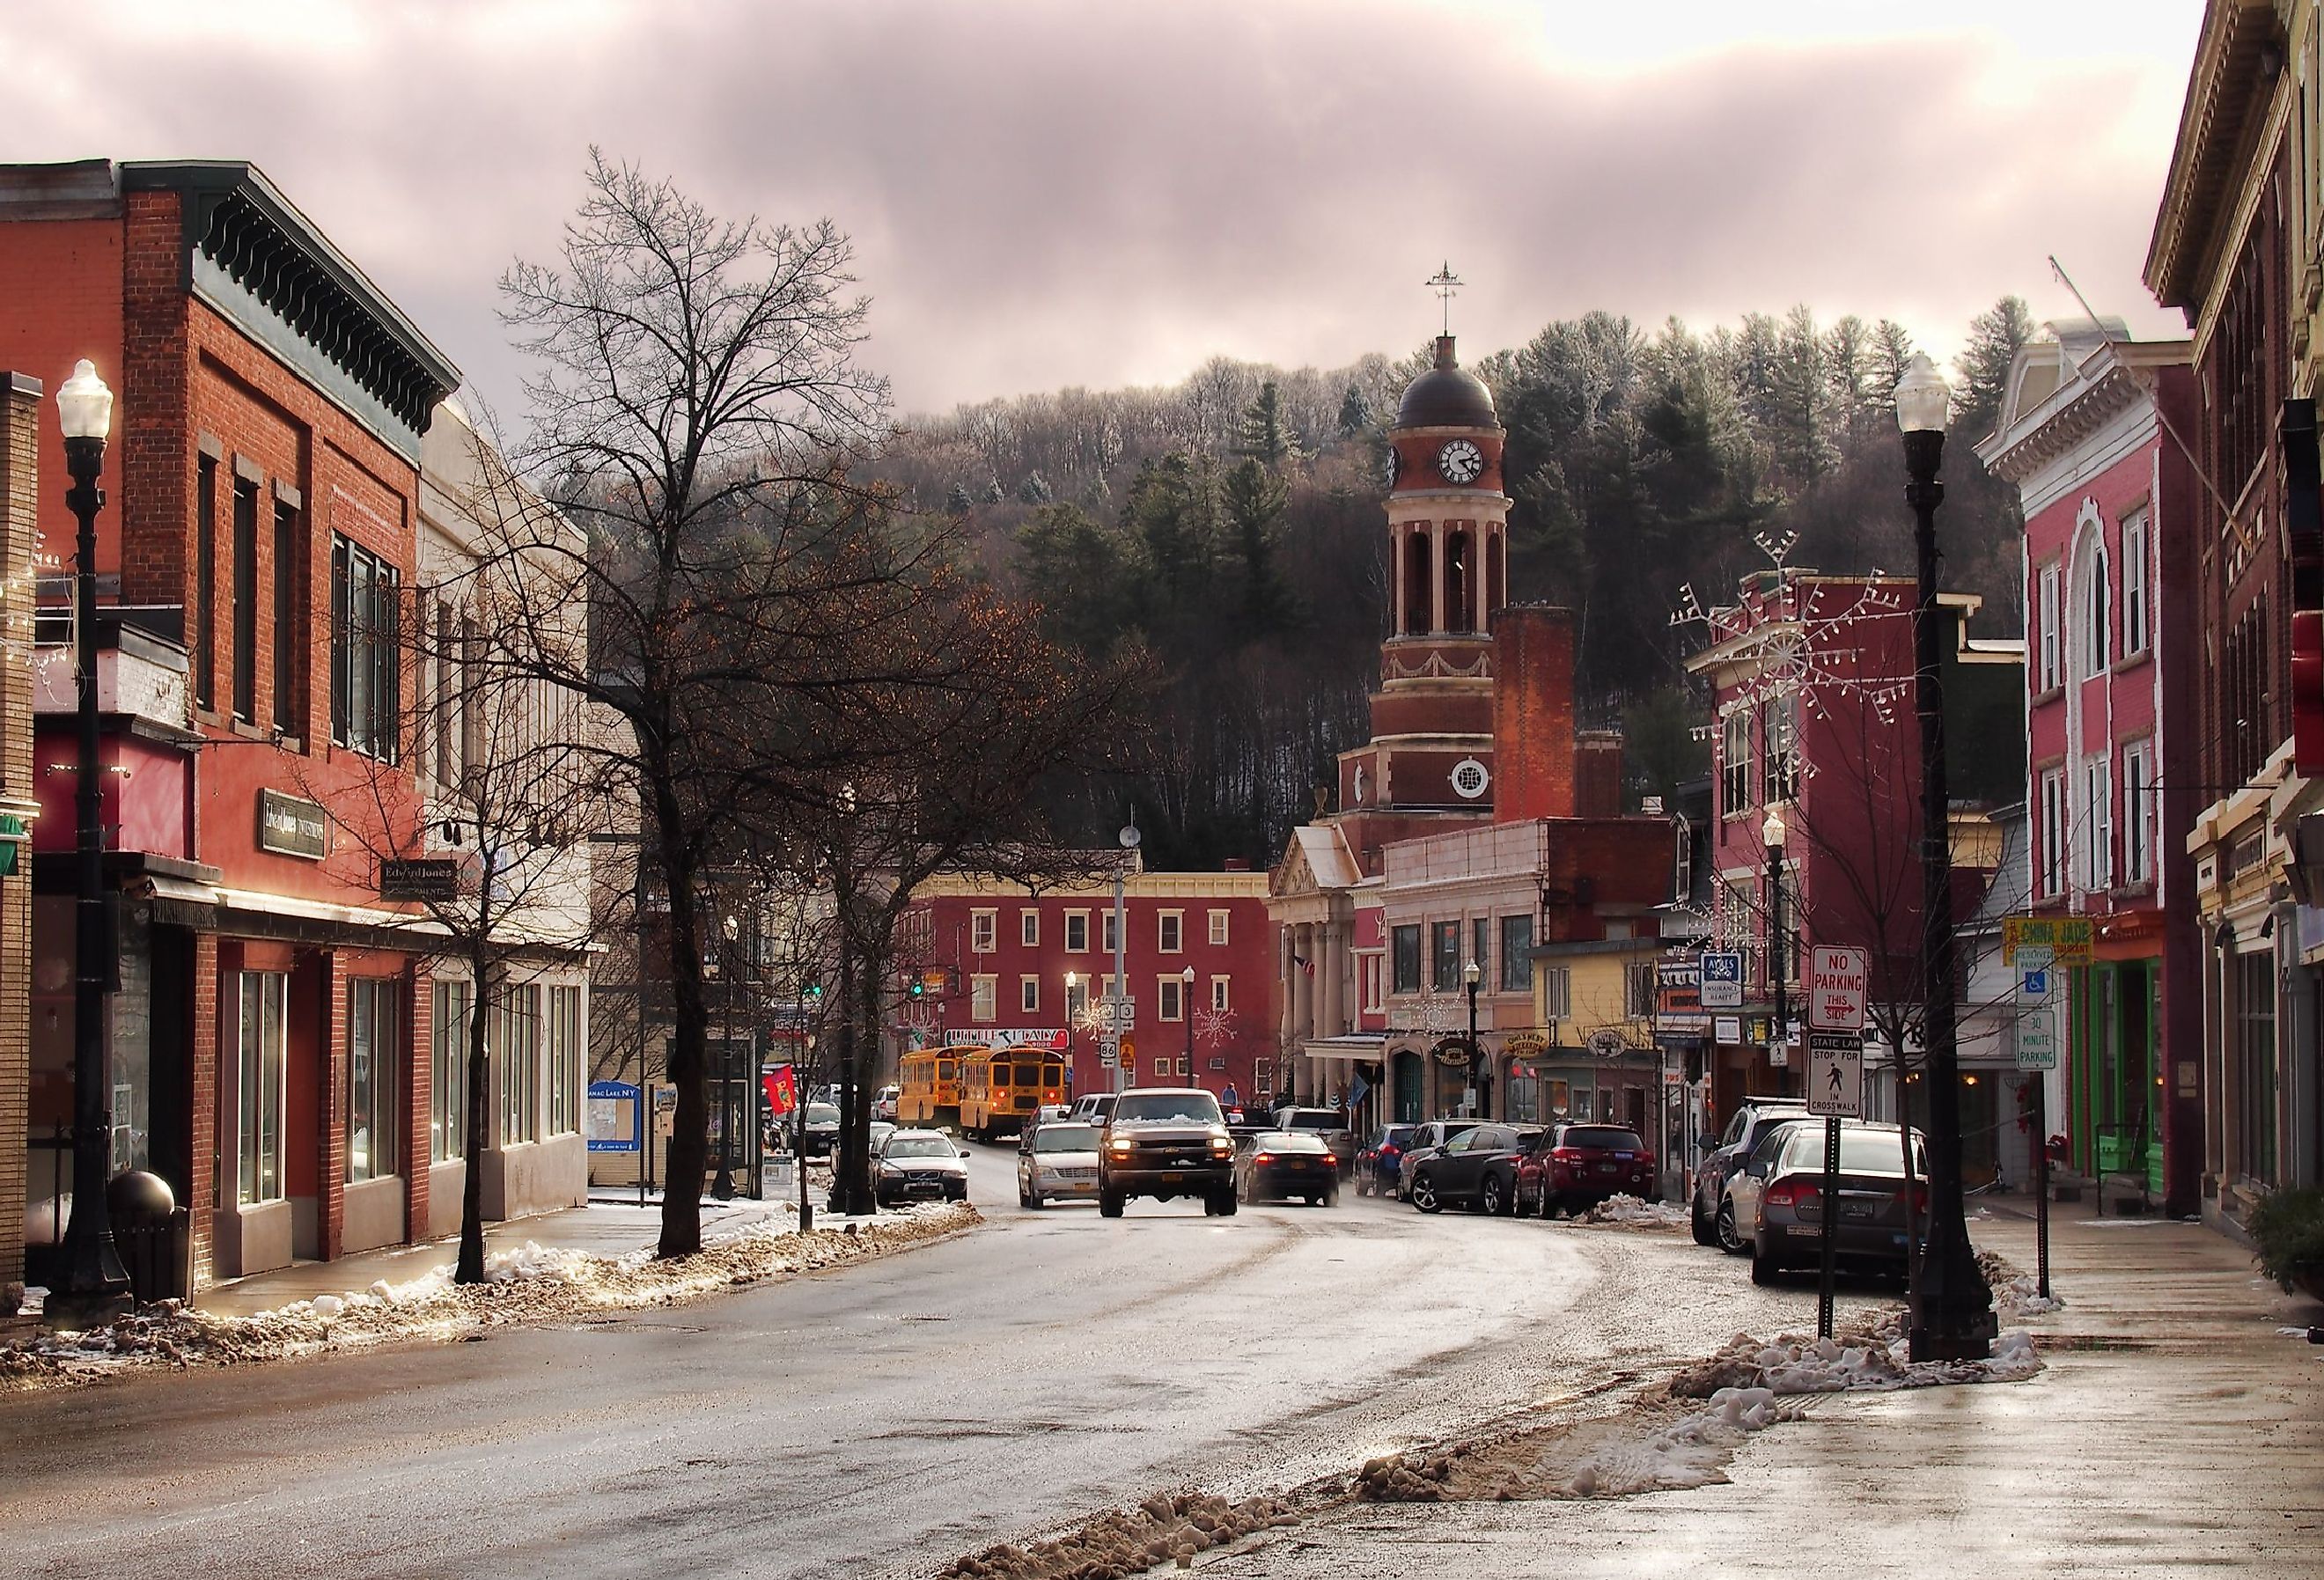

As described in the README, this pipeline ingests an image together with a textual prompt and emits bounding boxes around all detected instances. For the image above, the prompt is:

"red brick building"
[0,160,482,1286]
[901,866,1277,1104]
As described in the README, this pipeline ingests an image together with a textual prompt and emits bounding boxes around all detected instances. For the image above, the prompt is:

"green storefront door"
[2074,959,2160,1192]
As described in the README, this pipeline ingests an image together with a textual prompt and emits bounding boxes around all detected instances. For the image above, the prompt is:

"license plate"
[1845,1204,1874,1221]
[1162,1171,1184,1183]
[1787,1224,1820,1237]
[1614,1152,1634,1160]
[1597,1163,1616,1174]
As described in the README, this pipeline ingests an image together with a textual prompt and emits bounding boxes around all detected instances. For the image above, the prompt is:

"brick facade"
[0,375,37,1306]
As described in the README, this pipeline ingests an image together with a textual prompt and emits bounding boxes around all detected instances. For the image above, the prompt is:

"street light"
[1181,965,1196,1086]
[1462,958,1484,1118]
[1761,802,1791,1096]
[1895,352,1995,1362]
[714,913,739,1201]
[56,360,128,1314]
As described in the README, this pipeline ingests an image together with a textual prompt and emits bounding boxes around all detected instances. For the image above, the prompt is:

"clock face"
[1383,446,1401,489]
[1438,438,1484,485]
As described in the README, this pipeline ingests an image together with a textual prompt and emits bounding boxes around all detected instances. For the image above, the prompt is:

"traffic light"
[908,976,924,999]
[805,981,823,1003]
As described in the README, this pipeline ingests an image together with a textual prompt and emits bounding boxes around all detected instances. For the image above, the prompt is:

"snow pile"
[0,1202,978,1393]
[1978,1248,2065,1318]
[1670,1309,2042,1400]
[934,1488,1300,1580]
[1567,1385,1798,1495]
[1573,1194,1690,1231]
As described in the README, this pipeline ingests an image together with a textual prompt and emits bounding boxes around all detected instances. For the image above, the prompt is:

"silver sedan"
[1018,1121,1102,1207]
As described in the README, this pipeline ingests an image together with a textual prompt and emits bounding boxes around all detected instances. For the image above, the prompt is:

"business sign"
[1713,1014,1743,1045]
[2015,944,2056,1005]
[942,1028,1070,1049]
[379,857,460,901]
[2016,1005,2059,1070]
[587,1080,642,1152]
[1658,956,1703,1017]
[1699,952,1745,1010]
[1806,945,1869,1033]
[2003,916,2093,966]
[257,789,327,860]
[1806,1031,1864,1118]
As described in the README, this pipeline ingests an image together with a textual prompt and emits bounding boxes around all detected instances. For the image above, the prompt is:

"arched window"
[1445,530,1473,632]
[2070,516,2109,678]
[1404,531,1432,636]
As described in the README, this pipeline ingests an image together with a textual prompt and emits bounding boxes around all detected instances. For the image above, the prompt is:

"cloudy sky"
[4,0,2202,419]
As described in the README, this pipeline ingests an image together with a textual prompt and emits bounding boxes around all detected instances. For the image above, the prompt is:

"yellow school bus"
[958,1047,1071,1141]
[898,1046,965,1128]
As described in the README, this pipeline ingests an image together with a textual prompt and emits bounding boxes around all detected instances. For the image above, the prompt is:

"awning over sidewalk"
[1300,1034,1387,1062]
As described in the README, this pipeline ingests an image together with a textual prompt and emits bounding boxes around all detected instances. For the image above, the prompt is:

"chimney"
[1575,730,1624,819]
[1489,606,1577,822]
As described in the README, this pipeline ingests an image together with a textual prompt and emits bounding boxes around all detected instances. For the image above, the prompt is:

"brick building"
[0,159,585,1289]
[0,377,39,1311]
[902,865,1276,1103]
[1976,322,2205,1214]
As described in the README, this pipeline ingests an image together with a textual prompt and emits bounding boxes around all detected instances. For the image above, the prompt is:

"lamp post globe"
[55,359,129,1313]
[1893,351,1995,1361]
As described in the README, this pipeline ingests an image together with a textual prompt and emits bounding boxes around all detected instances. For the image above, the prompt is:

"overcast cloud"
[0,1,2201,419]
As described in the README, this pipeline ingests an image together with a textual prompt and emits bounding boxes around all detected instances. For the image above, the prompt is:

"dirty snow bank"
[1978,1247,2065,1318]
[1670,1307,2042,1400]
[1567,1385,1804,1495]
[1572,1194,1690,1231]
[0,1202,977,1393]
[934,1488,1303,1580]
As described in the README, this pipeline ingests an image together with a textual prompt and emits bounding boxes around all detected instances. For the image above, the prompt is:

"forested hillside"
[874,298,2035,869]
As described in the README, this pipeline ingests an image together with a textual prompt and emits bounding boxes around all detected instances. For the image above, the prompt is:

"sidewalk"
[1204,1205,2324,1577]
[193,1194,819,1319]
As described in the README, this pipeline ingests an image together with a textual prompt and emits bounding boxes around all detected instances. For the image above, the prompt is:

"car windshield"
[1560,1127,1644,1151]
[1379,1127,1417,1147]
[1748,1118,1813,1159]
[805,1104,840,1125]
[1255,1133,1328,1153]
[1278,1110,1344,1130]
[1113,1091,1225,1124]
[1034,1125,1098,1152]
[885,1136,955,1159]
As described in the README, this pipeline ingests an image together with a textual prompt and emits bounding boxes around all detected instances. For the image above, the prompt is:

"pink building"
[901,866,1277,1105]
[1977,323,2203,1214]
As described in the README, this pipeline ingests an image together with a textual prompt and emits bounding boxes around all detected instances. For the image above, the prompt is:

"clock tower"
[1337,332,1510,814]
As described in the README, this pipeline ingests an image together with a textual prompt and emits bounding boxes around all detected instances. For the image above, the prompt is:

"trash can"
[107,1171,188,1305]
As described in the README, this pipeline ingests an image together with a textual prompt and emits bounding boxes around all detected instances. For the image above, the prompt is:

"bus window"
[1042,1064,1066,1090]
[938,1061,956,1082]
[1014,1064,1040,1087]
[989,1064,1011,1086]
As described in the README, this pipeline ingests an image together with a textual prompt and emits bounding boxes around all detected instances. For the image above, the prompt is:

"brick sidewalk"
[1204,1208,2324,1577]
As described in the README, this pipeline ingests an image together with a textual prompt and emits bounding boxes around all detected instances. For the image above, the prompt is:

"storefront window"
[431,979,470,1163]
[2236,951,2277,1184]
[346,977,401,1182]
[238,971,287,1205]
[1504,1067,1541,1122]
[1391,926,1421,994]
[548,985,584,1135]
[496,983,541,1145]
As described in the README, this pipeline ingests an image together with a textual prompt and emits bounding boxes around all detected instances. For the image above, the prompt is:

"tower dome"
[1394,335,1498,430]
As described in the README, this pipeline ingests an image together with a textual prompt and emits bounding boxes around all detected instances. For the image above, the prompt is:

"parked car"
[1716,1116,1821,1254]
[1746,1122,1928,1285]
[866,1121,897,1157]
[1690,1096,1811,1247]
[1068,1092,1120,1127]
[1519,1123,1656,1216]
[872,1085,901,1123]
[1269,1106,1357,1176]
[874,1129,970,1206]
[1234,1131,1341,1207]
[1018,1120,1101,1208]
[787,1101,842,1157]
[1394,1119,1482,1202]
[1098,1088,1237,1216]
[1356,1125,1423,1196]
[1408,1124,1541,1215]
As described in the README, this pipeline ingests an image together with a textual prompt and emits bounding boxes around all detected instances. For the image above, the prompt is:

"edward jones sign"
[1806,945,1868,1033]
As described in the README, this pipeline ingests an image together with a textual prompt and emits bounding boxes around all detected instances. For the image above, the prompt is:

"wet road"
[0,1146,1850,1579]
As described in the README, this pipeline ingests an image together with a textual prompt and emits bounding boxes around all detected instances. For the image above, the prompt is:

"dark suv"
[1690,1096,1811,1248]
[1098,1088,1238,1217]
[1407,1124,1541,1215]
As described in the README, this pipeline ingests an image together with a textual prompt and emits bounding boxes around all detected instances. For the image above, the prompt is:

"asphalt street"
[0,1145,1876,1579]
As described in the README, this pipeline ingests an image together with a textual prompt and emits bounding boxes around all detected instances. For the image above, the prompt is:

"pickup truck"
[1099,1087,1238,1217]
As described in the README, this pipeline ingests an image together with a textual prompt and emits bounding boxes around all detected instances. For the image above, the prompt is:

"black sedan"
[1234,1131,1341,1206]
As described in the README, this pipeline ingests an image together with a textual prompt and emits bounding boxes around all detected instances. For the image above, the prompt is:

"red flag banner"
[761,1065,798,1118]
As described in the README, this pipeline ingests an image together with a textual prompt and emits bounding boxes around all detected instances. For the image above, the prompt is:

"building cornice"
[2144,0,2283,315]
[1975,349,2177,483]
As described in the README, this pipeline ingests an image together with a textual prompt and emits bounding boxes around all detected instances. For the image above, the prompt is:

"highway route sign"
[1806,1031,1864,1118]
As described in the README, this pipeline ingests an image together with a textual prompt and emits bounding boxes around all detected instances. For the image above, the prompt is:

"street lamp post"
[1063,969,1079,1095]
[55,360,129,1312]
[1763,803,1791,1096]
[1462,959,1484,1118]
[1181,965,1196,1086]
[1895,352,1995,1362]
[715,913,739,1201]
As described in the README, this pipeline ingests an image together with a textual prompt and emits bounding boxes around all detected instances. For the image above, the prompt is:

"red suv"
[1517,1122,1657,1216]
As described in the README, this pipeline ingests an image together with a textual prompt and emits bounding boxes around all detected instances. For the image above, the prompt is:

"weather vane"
[1427,261,1463,336]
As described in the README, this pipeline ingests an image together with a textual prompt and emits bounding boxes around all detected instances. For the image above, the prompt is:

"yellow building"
[1526,936,1664,1136]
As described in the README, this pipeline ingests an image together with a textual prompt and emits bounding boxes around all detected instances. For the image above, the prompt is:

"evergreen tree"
[1771,304,1835,487]
[945,482,973,515]
[1237,380,1298,467]
[1954,295,2035,443]
[1221,457,1293,634]
[1869,320,1916,421]
[1822,314,1873,450]
[1018,469,1053,504]
[1337,383,1370,437]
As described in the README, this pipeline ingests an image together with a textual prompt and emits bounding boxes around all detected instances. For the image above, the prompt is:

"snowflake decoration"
[1195,1005,1237,1049]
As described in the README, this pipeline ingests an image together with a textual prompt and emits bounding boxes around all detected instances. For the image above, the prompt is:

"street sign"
[1096,996,1136,1032]
[2004,916,2092,966]
[586,1080,642,1152]
[2016,1005,2059,1070]
[2015,944,2056,1005]
[1699,951,1745,1009]
[1806,946,1869,1033]
[1806,1031,1864,1118]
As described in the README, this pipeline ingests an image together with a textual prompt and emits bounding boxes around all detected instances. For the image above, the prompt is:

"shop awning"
[1300,1034,1388,1062]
